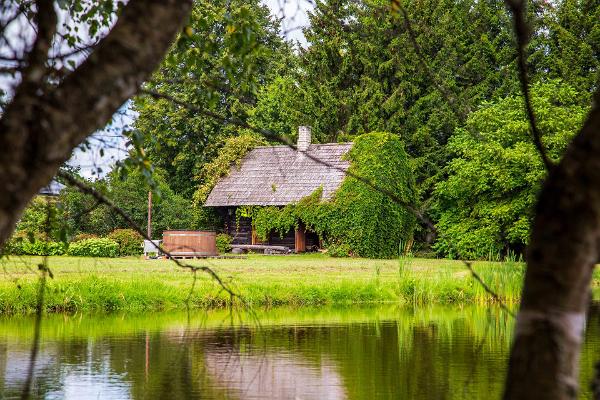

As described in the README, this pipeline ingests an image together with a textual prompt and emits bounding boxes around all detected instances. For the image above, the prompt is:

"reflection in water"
[0,340,132,399]
[205,349,345,400]
[0,305,597,399]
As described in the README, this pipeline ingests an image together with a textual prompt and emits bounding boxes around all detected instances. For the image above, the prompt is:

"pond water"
[0,304,598,399]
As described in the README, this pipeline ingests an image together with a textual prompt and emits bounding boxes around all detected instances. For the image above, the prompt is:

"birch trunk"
[504,91,600,399]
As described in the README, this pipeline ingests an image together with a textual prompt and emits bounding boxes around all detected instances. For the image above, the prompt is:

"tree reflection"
[0,305,597,399]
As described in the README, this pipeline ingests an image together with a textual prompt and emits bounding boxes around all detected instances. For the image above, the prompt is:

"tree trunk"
[0,0,192,247]
[504,91,600,399]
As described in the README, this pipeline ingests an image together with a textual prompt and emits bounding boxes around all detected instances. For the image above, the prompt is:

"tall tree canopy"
[133,0,294,197]
[434,81,587,259]
[297,0,518,195]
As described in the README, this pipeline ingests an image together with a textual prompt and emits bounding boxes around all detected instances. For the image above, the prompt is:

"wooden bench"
[231,244,291,254]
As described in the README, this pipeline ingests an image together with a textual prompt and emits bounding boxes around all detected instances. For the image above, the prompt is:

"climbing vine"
[250,132,417,258]
[193,132,267,205]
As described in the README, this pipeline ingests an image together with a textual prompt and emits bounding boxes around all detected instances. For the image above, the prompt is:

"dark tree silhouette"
[0,0,192,245]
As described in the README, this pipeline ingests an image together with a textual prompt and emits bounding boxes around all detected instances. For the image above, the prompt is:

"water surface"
[0,305,598,399]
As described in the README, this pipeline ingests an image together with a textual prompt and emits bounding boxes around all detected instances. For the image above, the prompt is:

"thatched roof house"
[205,126,352,251]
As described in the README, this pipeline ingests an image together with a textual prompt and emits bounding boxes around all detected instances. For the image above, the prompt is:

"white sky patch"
[264,0,313,46]
[66,103,135,179]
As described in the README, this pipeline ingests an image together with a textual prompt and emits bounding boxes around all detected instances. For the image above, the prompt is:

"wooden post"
[295,223,306,253]
[251,225,259,245]
[147,191,152,239]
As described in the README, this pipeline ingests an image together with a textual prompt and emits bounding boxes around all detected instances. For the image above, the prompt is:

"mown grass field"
[0,253,598,314]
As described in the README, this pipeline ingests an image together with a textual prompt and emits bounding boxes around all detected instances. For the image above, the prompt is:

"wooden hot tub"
[162,230,217,258]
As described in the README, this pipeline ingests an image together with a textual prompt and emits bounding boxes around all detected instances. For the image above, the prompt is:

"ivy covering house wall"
[250,132,417,258]
[193,132,268,205]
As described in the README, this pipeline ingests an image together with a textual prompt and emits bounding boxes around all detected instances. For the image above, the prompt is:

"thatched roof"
[205,143,353,206]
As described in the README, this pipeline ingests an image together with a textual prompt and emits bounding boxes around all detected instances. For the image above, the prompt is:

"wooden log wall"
[219,207,321,249]
[222,209,252,245]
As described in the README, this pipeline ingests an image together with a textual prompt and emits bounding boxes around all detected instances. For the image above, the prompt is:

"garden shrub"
[2,231,28,255]
[67,238,118,257]
[251,132,417,258]
[71,233,99,242]
[326,242,352,257]
[216,233,233,253]
[107,229,143,256]
[2,230,67,256]
[21,240,66,256]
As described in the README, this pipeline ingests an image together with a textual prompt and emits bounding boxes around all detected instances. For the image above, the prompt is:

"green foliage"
[71,233,99,243]
[21,241,66,256]
[107,229,143,256]
[298,0,518,196]
[194,132,267,204]
[58,177,110,236]
[326,243,352,258]
[434,81,587,259]
[252,133,417,258]
[67,238,118,258]
[327,132,417,258]
[15,197,65,242]
[215,233,233,254]
[252,201,301,241]
[543,0,600,95]
[249,76,304,139]
[2,233,26,256]
[106,169,195,236]
[133,0,292,196]
[60,168,195,237]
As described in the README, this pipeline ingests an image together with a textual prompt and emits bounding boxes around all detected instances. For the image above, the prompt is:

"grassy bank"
[0,254,597,314]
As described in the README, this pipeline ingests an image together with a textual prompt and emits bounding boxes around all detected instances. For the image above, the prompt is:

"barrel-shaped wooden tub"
[162,230,217,258]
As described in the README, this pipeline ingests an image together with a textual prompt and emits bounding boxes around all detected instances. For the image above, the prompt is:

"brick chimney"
[297,126,311,151]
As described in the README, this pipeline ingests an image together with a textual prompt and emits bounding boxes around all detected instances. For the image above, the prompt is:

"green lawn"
[0,253,596,314]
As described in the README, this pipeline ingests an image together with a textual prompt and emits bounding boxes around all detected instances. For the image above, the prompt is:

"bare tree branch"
[21,0,56,86]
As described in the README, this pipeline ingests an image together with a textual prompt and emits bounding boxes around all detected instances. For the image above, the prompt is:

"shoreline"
[0,254,596,315]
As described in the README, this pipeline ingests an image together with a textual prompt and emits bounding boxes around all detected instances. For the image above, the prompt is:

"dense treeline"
[11,0,600,259]
[13,169,190,237]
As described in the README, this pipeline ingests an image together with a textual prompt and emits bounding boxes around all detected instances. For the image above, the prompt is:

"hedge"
[67,238,118,258]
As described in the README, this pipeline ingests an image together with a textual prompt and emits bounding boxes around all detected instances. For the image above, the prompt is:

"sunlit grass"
[0,254,596,314]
